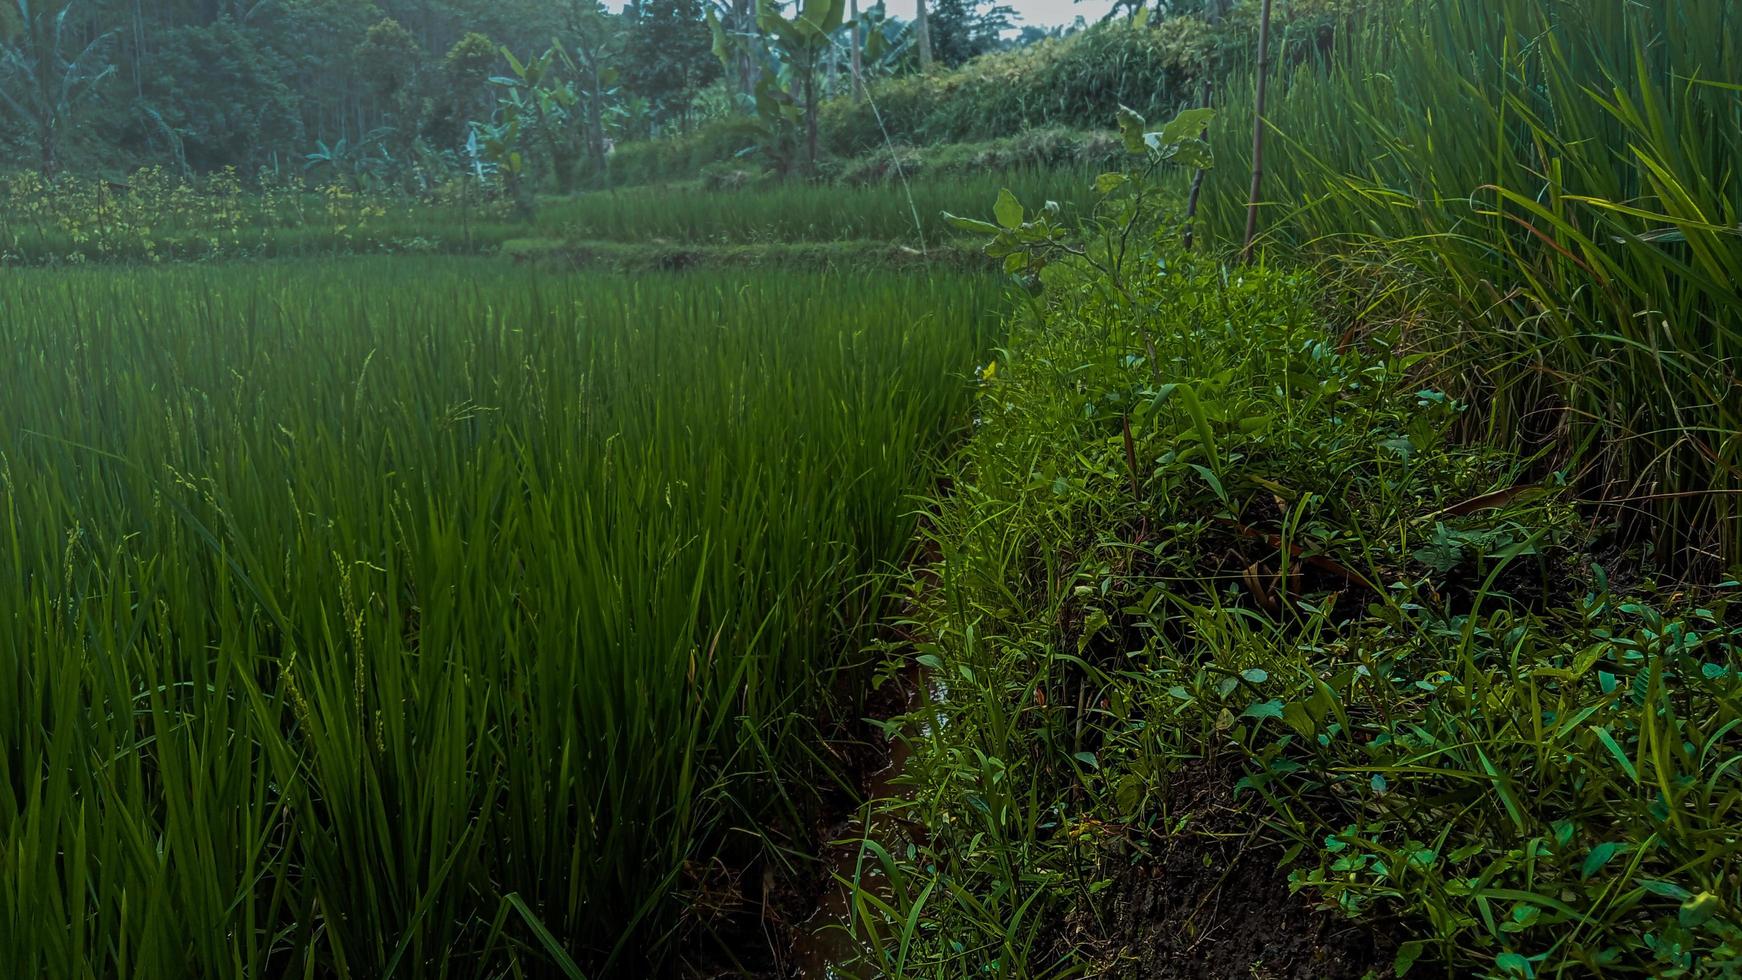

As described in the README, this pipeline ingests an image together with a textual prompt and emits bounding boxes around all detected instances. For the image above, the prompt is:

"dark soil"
[1053,758,1400,980]
[676,651,918,980]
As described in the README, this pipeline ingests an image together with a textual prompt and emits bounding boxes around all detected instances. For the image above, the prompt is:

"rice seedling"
[0,257,1002,976]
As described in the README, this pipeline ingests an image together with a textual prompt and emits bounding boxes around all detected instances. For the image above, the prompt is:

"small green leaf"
[1190,463,1227,505]
[1681,892,1721,929]
[1241,668,1269,684]
[1158,106,1215,144]
[1380,435,1416,459]
[1115,104,1148,154]
[1642,880,1692,901]
[1281,701,1317,738]
[1168,137,1214,170]
[943,212,1001,236]
[1393,940,1426,976]
[1094,171,1129,194]
[1580,841,1620,879]
[1591,726,1637,783]
[1114,773,1144,814]
[994,189,1024,230]
[1241,699,1284,720]
[1495,951,1534,978]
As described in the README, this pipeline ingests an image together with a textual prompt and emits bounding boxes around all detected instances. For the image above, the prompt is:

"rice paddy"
[4,0,1736,975]
[0,258,1002,976]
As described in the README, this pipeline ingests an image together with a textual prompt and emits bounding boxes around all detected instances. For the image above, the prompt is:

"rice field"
[0,167,1101,266]
[540,168,1102,246]
[0,258,1002,976]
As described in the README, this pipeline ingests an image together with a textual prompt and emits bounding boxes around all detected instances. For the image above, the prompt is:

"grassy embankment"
[816,0,1742,977]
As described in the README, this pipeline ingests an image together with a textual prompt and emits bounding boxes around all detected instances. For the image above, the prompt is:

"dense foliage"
[608,14,1220,184]
[853,227,1742,976]
[809,1,1742,974]
[0,0,1048,184]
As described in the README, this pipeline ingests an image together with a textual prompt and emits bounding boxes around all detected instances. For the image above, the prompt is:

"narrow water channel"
[789,662,931,978]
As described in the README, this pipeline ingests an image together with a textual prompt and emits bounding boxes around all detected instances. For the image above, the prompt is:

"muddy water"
[789,664,931,978]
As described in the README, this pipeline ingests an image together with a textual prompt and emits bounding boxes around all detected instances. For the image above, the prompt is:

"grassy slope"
[798,3,1742,974]
[841,242,1742,978]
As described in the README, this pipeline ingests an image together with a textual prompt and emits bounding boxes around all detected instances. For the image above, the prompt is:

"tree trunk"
[1183,77,1211,251]
[40,121,58,181]
[804,62,819,176]
[587,58,606,178]
[31,14,56,180]
[733,0,755,97]
[132,0,145,98]
[849,0,864,101]
[826,33,838,99]
[1241,0,1274,265]
[916,0,933,72]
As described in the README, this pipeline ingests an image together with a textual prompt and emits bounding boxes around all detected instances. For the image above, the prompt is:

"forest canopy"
[0,0,1040,181]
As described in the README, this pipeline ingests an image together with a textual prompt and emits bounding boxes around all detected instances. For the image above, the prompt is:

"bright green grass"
[0,257,1003,976]
[1202,0,1741,567]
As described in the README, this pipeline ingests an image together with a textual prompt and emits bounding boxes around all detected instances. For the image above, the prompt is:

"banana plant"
[0,0,115,179]
[558,0,624,182]
[303,130,396,192]
[470,110,530,217]
[706,5,794,172]
[709,0,841,176]
[757,0,845,174]
[857,3,915,80]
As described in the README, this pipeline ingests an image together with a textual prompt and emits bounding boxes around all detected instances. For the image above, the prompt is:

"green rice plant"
[0,166,1101,265]
[539,167,1103,247]
[0,258,1002,976]
[1200,0,1742,570]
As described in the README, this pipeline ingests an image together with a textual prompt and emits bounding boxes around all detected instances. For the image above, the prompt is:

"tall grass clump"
[1203,0,1741,570]
[0,258,1001,976]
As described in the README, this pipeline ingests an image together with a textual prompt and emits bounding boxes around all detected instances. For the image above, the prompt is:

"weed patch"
[845,240,1742,977]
